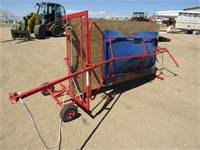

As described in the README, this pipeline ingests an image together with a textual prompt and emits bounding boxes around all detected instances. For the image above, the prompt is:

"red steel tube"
[9,46,178,104]
[9,64,99,104]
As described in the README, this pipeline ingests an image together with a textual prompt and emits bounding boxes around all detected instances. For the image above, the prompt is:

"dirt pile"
[90,18,159,34]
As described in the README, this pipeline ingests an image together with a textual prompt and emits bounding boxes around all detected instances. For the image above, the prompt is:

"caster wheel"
[41,82,55,96]
[60,104,78,122]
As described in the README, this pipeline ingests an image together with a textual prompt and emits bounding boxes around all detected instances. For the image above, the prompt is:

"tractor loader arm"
[27,13,40,32]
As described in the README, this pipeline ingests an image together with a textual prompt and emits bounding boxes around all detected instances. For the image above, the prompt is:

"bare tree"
[0,9,18,23]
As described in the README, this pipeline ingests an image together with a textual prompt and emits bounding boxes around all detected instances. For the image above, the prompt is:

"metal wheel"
[60,104,78,122]
[41,82,55,96]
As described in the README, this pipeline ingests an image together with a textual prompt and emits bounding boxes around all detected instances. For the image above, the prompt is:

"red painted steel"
[8,10,179,114]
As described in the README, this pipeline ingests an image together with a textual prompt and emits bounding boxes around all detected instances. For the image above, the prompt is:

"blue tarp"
[103,30,158,85]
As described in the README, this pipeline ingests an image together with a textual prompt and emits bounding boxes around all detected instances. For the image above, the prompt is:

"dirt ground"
[0,25,200,150]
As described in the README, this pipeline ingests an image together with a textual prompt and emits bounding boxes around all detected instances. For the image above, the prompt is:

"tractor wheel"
[52,25,63,37]
[41,82,55,96]
[60,104,78,122]
[34,25,46,39]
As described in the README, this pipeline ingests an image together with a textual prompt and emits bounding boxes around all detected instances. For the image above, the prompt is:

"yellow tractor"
[11,2,69,39]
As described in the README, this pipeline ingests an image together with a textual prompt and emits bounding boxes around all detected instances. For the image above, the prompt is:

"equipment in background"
[131,12,152,22]
[11,2,69,39]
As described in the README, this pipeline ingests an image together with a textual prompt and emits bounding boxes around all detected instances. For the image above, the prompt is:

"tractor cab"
[36,2,66,25]
[131,12,151,22]
[132,12,146,21]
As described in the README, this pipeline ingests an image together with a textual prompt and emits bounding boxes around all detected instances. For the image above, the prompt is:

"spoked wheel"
[41,82,55,96]
[60,104,78,122]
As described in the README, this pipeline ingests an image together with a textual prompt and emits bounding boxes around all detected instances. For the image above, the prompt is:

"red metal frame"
[8,10,179,113]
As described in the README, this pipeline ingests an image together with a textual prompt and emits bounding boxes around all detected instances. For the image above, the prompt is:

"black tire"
[34,25,46,39]
[41,82,55,96]
[52,25,63,37]
[60,104,78,122]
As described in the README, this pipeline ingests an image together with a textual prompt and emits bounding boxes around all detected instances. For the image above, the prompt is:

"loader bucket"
[11,29,31,40]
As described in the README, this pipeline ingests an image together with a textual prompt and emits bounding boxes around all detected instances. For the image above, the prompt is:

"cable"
[18,92,67,149]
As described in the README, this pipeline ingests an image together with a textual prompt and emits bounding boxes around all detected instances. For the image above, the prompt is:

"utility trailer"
[175,11,200,33]
[9,11,179,122]
[155,10,200,33]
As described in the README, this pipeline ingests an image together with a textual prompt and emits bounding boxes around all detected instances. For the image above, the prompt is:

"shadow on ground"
[76,75,155,150]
